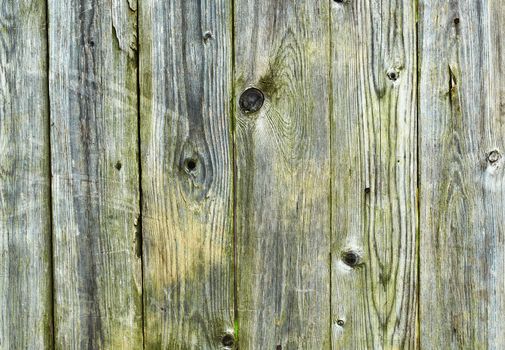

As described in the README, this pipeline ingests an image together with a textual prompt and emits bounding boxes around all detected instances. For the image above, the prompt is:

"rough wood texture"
[330,1,418,348]
[139,0,234,348]
[0,1,52,349]
[48,0,142,348]
[6,1,505,349]
[419,1,505,348]
[233,2,331,348]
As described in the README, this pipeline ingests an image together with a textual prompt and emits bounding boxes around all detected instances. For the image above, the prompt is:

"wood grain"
[330,0,418,348]
[139,0,234,348]
[0,1,52,348]
[233,1,331,348]
[5,1,505,349]
[419,0,505,348]
[48,0,142,348]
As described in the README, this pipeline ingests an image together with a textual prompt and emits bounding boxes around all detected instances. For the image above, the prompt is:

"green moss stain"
[234,318,239,345]
[258,58,283,100]
[258,67,281,99]
[144,339,162,350]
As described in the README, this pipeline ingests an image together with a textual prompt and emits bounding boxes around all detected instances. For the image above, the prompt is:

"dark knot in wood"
[184,158,197,172]
[487,150,501,164]
[221,333,234,347]
[387,68,399,81]
[203,31,213,42]
[342,250,361,267]
[239,87,264,114]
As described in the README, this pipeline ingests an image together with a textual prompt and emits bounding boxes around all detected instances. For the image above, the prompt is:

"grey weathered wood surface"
[0,1,52,349]
[48,0,142,348]
[3,0,505,349]
[139,0,234,348]
[330,0,418,348]
[234,1,331,348]
[419,0,505,349]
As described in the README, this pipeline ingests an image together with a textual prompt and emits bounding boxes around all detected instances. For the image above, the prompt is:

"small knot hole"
[239,87,264,114]
[342,250,361,267]
[185,158,197,172]
[203,31,213,42]
[221,333,234,347]
[115,161,122,171]
[387,70,399,81]
[487,150,501,164]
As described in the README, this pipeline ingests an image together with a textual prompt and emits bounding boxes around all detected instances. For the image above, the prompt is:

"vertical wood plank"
[419,0,505,348]
[330,0,418,348]
[139,0,234,348]
[48,0,142,348]
[233,2,331,348]
[0,1,52,348]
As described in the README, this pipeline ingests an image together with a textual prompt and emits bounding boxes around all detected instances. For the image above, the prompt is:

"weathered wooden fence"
[1,0,504,349]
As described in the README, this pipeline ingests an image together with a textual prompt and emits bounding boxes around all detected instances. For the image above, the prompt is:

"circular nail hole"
[336,319,345,327]
[364,187,371,194]
[454,18,460,25]
[89,40,95,47]
[239,87,264,114]
[184,158,197,172]
[221,333,234,347]
[115,161,122,171]
[342,250,361,267]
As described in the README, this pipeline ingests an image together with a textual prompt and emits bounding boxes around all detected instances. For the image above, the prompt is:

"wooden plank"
[48,0,142,348]
[0,1,52,349]
[233,2,331,348]
[419,1,505,348]
[139,0,234,348]
[330,0,418,348]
